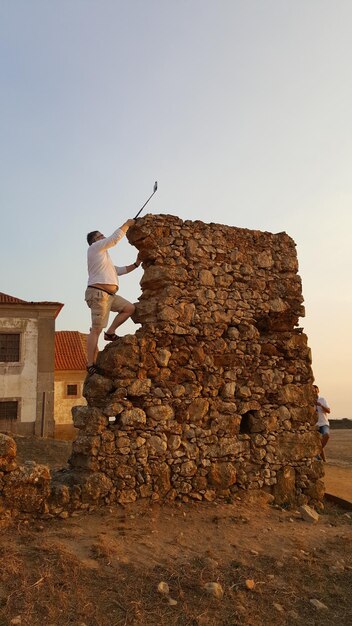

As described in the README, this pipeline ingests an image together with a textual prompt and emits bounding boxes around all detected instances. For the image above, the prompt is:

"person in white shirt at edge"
[85,219,140,375]
[313,384,331,462]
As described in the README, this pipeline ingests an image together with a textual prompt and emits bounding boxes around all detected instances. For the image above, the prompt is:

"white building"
[0,291,63,436]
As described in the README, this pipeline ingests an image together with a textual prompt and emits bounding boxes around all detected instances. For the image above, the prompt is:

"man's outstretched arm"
[116,254,141,276]
[93,219,136,251]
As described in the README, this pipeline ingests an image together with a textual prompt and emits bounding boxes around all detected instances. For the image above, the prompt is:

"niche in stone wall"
[239,412,252,435]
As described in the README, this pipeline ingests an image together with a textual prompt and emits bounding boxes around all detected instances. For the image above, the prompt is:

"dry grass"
[0,513,351,626]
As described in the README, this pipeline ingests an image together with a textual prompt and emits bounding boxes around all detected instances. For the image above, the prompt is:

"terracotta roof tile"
[55,331,88,371]
[0,291,63,318]
[0,291,27,303]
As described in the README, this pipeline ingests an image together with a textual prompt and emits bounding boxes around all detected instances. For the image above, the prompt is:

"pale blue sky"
[1,1,351,417]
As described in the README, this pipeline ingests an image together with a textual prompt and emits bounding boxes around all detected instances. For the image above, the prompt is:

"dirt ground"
[326,429,352,467]
[14,434,72,470]
[322,430,352,503]
[0,433,350,626]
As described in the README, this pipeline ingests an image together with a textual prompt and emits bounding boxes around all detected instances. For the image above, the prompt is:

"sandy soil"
[323,430,352,503]
[0,434,350,625]
[327,430,352,467]
[324,466,352,503]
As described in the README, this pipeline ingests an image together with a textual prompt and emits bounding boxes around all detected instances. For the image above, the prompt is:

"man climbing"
[85,219,140,375]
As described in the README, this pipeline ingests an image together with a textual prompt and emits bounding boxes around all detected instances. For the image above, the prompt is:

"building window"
[0,401,18,420]
[66,384,78,397]
[0,334,20,362]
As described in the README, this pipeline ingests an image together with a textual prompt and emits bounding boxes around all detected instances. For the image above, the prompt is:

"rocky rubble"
[0,214,324,516]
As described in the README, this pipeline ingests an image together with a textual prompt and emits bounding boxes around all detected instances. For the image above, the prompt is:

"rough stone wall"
[69,214,323,507]
[0,215,324,518]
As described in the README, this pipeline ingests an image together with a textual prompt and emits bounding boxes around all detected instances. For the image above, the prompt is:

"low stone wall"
[0,433,51,517]
[0,431,116,518]
[0,215,325,517]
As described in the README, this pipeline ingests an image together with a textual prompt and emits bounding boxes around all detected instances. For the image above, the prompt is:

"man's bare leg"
[87,326,102,365]
[105,304,135,336]
[321,433,330,462]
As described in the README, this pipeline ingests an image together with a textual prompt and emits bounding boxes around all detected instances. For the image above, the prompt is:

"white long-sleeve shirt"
[87,228,128,286]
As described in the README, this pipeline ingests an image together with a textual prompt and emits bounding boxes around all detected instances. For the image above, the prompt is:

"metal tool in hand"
[134,181,158,219]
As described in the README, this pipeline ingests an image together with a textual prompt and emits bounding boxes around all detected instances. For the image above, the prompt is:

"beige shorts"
[85,287,132,329]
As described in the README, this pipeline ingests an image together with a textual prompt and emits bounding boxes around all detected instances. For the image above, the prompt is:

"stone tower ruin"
[69,214,323,508]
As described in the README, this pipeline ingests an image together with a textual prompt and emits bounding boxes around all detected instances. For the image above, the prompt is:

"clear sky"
[1,1,351,417]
